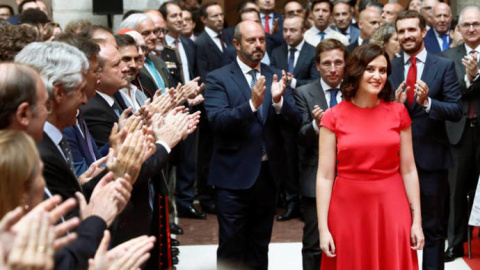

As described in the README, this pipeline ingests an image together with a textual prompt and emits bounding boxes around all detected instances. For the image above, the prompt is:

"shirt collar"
[320,78,341,92]
[403,47,427,64]
[205,26,219,39]
[236,56,261,75]
[465,43,480,56]
[165,34,177,47]
[43,121,63,146]
[288,39,305,52]
[313,25,330,34]
[96,90,114,107]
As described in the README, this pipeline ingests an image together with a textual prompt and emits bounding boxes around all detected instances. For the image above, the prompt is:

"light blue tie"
[441,35,449,51]
[144,58,166,93]
[329,88,339,107]
[319,32,326,41]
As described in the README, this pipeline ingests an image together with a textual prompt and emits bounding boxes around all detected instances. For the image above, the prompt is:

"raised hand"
[251,76,266,109]
[462,53,479,82]
[271,70,287,103]
[312,105,324,127]
[78,156,107,185]
[394,81,407,104]
[414,79,429,106]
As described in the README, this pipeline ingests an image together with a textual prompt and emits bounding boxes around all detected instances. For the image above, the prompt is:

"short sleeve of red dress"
[397,102,412,130]
[320,107,337,133]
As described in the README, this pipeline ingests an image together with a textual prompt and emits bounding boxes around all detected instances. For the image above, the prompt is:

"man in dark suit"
[256,0,284,47]
[347,8,381,52]
[160,1,205,219]
[332,0,360,45]
[294,39,347,270]
[424,3,452,54]
[442,6,480,262]
[270,15,319,222]
[204,20,300,270]
[389,11,462,270]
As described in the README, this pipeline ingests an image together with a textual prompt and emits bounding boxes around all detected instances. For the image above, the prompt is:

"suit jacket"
[442,44,480,145]
[180,36,198,80]
[195,30,226,82]
[347,38,369,53]
[270,42,319,88]
[425,28,451,54]
[139,55,172,93]
[332,25,360,45]
[54,216,106,270]
[161,46,184,86]
[304,27,349,47]
[389,52,462,170]
[37,132,104,217]
[294,80,329,198]
[204,61,301,189]
[81,93,119,148]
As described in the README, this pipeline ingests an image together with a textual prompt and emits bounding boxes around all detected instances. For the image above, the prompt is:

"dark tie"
[329,88,339,107]
[112,99,122,117]
[288,48,296,74]
[59,137,76,176]
[249,69,264,122]
[406,57,417,105]
[218,33,225,51]
[174,39,179,50]
[319,31,326,41]
[77,112,97,162]
[441,35,449,51]
[264,14,270,34]
[468,50,478,118]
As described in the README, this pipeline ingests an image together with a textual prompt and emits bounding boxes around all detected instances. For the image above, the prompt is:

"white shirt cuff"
[272,96,283,114]
[312,119,320,134]
[291,78,297,89]
[423,97,432,113]
[249,99,258,112]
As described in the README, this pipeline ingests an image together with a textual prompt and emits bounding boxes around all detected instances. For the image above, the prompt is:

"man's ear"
[52,83,65,104]
[15,102,32,127]
[200,16,207,25]
[233,38,241,51]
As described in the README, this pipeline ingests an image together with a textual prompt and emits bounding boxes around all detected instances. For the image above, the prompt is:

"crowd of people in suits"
[0,0,479,269]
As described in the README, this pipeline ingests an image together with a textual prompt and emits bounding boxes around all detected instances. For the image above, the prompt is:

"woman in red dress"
[316,44,425,270]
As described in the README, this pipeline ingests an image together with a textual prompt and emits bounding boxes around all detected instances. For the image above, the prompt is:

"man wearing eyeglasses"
[293,38,347,270]
[442,6,480,263]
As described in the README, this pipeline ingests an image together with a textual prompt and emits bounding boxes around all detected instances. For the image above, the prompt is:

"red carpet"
[464,227,480,269]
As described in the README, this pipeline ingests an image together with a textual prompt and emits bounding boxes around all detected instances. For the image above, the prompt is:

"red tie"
[406,57,417,105]
[264,14,270,34]
[468,50,478,118]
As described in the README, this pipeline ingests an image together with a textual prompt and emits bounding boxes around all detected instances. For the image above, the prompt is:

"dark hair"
[311,0,333,12]
[315,38,348,64]
[200,2,219,18]
[159,1,180,19]
[18,8,49,25]
[237,0,256,13]
[18,0,36,14]
[122,9,142,20]
[0,63,38,129]
[341,43,392,101]
[238,7,260,23]
[395,10,426,31]
[115,33,137,49]
[78,24,112,40]
[333,0,353,8]
[0,4,14,16]
[282,0,302,15]
[55,33,100,59]
[451,15,459,29]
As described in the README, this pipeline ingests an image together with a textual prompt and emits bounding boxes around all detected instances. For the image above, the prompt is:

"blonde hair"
[0,130,39,217]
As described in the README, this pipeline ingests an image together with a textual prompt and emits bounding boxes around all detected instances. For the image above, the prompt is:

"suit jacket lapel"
[206,34,223,56]
[278,45,288,71]
[261,65,273,124]
[230,61,252,102]
[309,80,328,110]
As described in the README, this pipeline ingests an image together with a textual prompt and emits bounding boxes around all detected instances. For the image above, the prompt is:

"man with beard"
[424,2,452,54]
[204,20,300,269]
[389,10,462,270]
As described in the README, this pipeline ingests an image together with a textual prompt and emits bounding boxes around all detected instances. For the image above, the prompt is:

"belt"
[467,118,478,128]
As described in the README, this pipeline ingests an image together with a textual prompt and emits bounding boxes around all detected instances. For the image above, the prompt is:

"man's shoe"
[276,206,300,221]
[172,256,179,265]
[201,202,217,214]
[444,246,464,262]
[170,223,184,235]
[170,238,180,246]
[171,247,179,257]
[177,205,207,219]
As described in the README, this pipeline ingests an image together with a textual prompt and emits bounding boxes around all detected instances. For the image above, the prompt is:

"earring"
[24,204,29,210]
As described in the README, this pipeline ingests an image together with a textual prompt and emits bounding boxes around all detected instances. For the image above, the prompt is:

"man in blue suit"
[204,20,300,270]
[332,0,360,45]
[389,10,462,270]
[424,3,452,54]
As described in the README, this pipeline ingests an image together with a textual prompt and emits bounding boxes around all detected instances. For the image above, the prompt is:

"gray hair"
[370,22,397,47]
[14,41,89,99]
[119,13,150,32]
[458,6,480,25]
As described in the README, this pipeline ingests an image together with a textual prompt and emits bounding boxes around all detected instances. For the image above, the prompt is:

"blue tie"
[319,32,326,41]
[288,48,296,74]
[144,58,166,93]
[441,35,449,51]
[329,88,339,107]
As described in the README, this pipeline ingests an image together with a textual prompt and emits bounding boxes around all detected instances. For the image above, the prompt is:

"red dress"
[320,100,418,270]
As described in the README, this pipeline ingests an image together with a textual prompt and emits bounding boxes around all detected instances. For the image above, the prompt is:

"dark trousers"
[300,197,321,270]
[418,167,448,270]
[174,131,196,209]
[216,162,277,270]
[196,108,215,206]
[448,121,480,249]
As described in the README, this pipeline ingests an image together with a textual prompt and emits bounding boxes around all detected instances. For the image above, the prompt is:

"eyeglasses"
[141,28,168,37]
[320,60,345,70]
[460,22,480,30]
